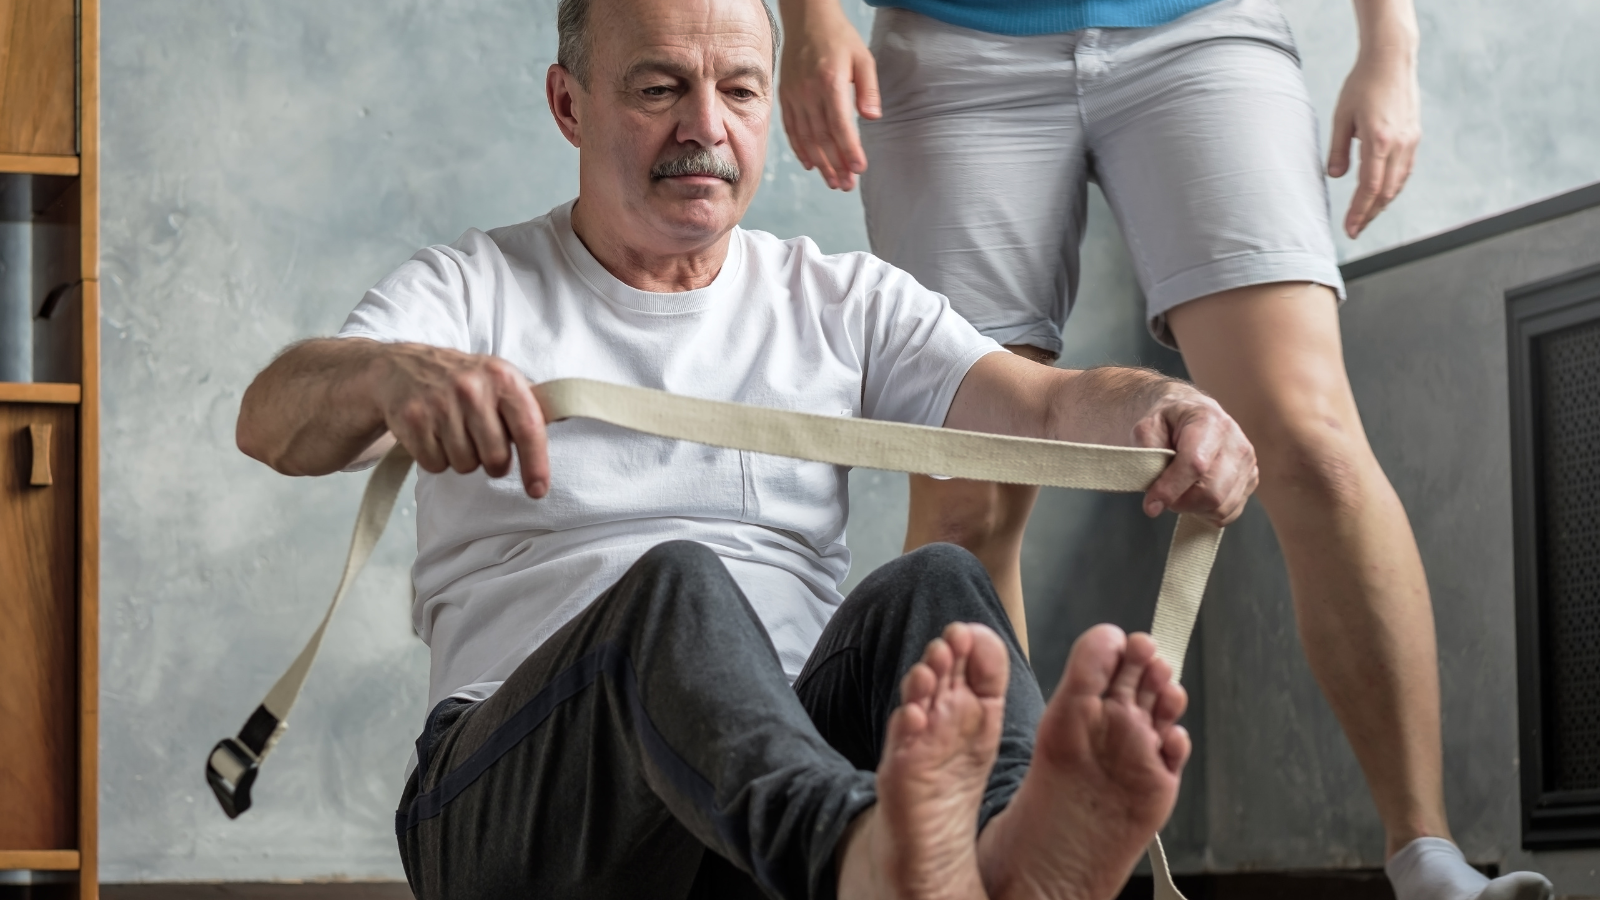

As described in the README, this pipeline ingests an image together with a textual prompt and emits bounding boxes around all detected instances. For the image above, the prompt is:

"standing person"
[776,1,1555,898]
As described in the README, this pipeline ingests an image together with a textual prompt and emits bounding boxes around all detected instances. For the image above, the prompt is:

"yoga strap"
[206,377,1222,899]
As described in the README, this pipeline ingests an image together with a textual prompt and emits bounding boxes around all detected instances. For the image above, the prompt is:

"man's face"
[553,0,772,251]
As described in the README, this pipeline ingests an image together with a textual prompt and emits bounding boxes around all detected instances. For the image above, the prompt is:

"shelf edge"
[0,153,80,176]
[0,849,82,871]
[0,383,83,404]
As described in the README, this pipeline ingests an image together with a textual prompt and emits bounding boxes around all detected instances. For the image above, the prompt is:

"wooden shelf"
[0,383,81,404]
[0,153,79,176]
[0,849,81,870]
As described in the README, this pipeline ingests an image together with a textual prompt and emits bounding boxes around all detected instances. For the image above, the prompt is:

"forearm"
[237,338,390,476]
[944,352,1181,446]
[1042,366,1186,446]
[1352,0,1419,61]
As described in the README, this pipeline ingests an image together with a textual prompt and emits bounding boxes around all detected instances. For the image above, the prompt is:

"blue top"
[865,0,1218,35]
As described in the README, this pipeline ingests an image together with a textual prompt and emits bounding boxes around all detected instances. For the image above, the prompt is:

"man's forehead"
[598,0,773,76]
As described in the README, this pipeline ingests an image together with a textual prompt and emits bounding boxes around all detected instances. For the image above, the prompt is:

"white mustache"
[651,147,742,183]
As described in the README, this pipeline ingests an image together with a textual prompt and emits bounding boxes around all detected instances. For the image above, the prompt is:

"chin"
[651,196,741,243]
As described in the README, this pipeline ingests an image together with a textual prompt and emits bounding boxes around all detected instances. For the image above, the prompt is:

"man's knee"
[615,541,745,618]
[872,543,1003,620]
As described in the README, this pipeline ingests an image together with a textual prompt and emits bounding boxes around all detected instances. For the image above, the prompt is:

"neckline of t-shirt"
[550,199,745,315]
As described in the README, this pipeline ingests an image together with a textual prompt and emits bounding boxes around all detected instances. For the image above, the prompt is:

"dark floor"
[1,867,1497,899]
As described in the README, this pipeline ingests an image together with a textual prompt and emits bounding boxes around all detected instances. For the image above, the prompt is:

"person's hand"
[1131,385,1258,527]
[369,344,551,497]
[1327,50,1421,238]
[778,0,880,191]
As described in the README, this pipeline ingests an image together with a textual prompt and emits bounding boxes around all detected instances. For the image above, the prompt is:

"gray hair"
[557,0,781,87]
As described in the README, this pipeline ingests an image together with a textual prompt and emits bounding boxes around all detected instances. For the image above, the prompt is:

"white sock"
[1386,837,1554,900]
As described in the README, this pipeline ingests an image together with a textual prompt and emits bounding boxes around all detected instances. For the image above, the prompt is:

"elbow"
[235,384,274,468]
[235,378,294,473]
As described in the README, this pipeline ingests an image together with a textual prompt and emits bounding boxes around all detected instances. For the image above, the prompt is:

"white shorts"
[860,0,1345,352]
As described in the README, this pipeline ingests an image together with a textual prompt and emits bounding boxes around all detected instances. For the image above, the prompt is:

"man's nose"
[675,84,729,148]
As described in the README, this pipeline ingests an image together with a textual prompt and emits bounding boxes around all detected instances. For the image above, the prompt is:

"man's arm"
[236,338,552,497]
[944,352,1258,526]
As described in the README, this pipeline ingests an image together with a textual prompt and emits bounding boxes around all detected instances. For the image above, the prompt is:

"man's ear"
[546,64,583,147]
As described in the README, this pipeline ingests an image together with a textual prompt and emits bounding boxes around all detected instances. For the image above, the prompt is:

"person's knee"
[633,541,738,592]
[1255,415,1373,514]
[623,541,742,613]
[879,543,1002,620]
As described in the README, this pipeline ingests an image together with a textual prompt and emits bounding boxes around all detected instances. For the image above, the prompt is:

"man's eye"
[728,88,756,100]
[642,86,672,98]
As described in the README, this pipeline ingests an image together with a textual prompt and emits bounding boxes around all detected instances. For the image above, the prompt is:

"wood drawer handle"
[29,422,52,486]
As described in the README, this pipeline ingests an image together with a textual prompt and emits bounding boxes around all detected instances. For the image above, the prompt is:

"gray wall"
[1195,204,1600,892]
[97,0,1600,886]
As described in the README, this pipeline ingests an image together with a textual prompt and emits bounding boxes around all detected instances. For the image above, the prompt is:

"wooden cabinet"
[0,0,77,157]
[0,0,98,896]
[1,402,78,850]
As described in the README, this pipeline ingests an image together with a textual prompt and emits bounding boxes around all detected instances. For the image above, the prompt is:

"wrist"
[778,0,848,31]
[1355,7,1419,63]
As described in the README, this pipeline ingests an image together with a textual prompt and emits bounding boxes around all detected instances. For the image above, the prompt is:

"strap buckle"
[205,737,260,819]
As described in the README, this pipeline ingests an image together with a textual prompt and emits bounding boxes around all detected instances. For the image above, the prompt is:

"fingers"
[777,27,875,191]
[381,346,550,497]
[1326,108,1356,179]
[854,48,881,120]
[1141,396,1257,526]
[498,372,550,498]
[1343,134,1391,239]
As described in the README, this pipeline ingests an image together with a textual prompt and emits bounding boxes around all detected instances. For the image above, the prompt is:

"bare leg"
[1165,281,1448,854]
[905,344,1055,655]
[977,625,1191,900]
[838,622,1009,900]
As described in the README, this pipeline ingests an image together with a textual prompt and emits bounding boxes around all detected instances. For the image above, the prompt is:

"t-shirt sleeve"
[855,257,1003,428]
[336,232,488,353]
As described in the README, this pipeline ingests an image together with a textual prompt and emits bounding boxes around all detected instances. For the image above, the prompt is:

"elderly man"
[236,0,1256,896]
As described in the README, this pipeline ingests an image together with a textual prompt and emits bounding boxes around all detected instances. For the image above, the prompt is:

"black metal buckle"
[206,737,260,819]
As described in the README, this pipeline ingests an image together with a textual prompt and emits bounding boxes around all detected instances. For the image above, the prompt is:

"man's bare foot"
[977,625,1191,900]
[839,622,1010,900]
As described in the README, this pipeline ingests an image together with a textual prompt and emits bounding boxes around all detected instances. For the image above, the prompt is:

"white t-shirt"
[339,200,1001,709]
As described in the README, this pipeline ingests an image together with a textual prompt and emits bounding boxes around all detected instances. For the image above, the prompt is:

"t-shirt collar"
[551,198,744,314]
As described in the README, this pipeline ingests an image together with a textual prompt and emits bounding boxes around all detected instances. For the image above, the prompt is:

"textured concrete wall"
[97,0,1600,885]
[97,0,877,881]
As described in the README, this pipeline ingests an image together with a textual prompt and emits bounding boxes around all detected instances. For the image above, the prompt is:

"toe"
[944,623,973,689]
[1153,682,1188,732]
[1109,633,1158,703]
[1062,624,1127,697]
[1136,654,1173,715]
[922,636,954,685]
[963,624,1010,700]
[1161,724,1191,774]
[901,661,938,708]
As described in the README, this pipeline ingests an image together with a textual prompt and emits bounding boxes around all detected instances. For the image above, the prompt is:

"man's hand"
[1328,0,1421,238]
[370,344,551,497]
[945,353,1258,527]
[778,0,880,191]
[1127,383,1258,527]
[237,338,552,498]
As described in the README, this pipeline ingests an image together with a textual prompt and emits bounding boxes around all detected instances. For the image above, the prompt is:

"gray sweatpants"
[395,541,1045,900]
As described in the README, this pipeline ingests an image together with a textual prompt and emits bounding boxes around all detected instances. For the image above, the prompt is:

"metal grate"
[1536,319,1600,791]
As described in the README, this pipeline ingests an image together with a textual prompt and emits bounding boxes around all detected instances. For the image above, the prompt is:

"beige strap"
[209,378,1220,898]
